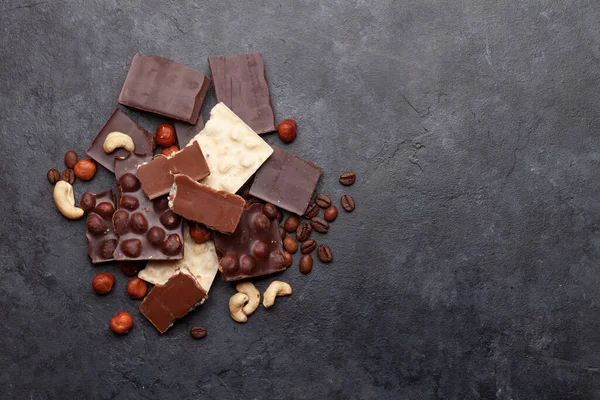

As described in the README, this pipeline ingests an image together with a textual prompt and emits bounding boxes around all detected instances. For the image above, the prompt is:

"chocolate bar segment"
[85,190,118,264]
[208,53,276,134]
[118,54,210,124]
[213,203,286,281]
[113,153,184,261]
[169,174,245,234]
[139,267,207,334]
[249,146,322,215]
[136,141,210,200]
[174,115,204,147]
[86,108,155,172]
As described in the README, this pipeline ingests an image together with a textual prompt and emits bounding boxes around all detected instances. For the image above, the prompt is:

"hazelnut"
[126,277,148,299]
[161,145,179,156]
[92,272,115,295]
[277,119,297,143]
[189,222,211,244]
[74,159,97,181]
[155,124,176,147]
[47,168,61,185]
[110,312,134,335]
[64,150,78,169]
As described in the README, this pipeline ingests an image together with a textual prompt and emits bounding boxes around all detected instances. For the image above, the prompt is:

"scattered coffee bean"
[263,203,278,220]
[304,203,319,218]
[190,326,207,339]
[64,150,79,169]
[62,168,75,184]
[323,206,338,222]
[299,254,313,274]
[283,251,293,268]
[317,244,333,263]
[296,222,312,241]
[339,171,356,186]
[283,236,298,254]
[341,194,355,212]
[279,226,286,240]
[315,194,331,208]
[47,168,61,185]
[301,239,317,254]
[284,216,300,232]
[310,217,329,233]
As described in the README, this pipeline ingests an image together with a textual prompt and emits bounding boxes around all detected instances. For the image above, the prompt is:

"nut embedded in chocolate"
[253,213,270,230]
[130,213,149,234]
[310,217,329,233]
[220,254,239,273]
[95,202,115,218]
[147,226,166,247]
[113,210,130,235]
[252,241,269,258]
[301,239,317,254]
[120,195,140,210]
[160,210,181,230]
[80,192,96,212]
[47,168,61,185]
[122,238,142,258]
[119,173,140,192]
[240,255,256,274]
[153,196,170,213]
[296,222,312,242]
[315,194,331,208]
[269,251,285,270]
[100,239,117,259]
[262,203,278,220]
[162,234,182,255]
[87,213,107,235]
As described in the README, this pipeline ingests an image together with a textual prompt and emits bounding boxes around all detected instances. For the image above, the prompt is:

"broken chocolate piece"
[208,53,276,134]
[169,174,245,234]
[174,115,205,147]
[86,109,155,173]
[85,190,118,264]
[118,54,210,124]
[136,141,210,200]
[139,267,207,334]
[249,146,322,215]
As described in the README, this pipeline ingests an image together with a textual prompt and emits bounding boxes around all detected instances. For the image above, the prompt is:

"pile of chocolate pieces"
[49,53,356,337]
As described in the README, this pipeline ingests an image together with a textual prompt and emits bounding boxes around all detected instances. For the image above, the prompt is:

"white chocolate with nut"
[263,281,292,308]
[229,292,250,323]
[235,282,260,316]
[53,181,84,219]
[190,103,273,193]
[103,131,135,153]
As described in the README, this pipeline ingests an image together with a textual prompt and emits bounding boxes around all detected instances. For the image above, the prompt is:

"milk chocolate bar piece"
[118,54,210,124]
[208,53,276,134]
[84,190,118,264]
[139,267,207,334]
[169,174,245,234]
[136,141,210,200]
[86,108,155,172]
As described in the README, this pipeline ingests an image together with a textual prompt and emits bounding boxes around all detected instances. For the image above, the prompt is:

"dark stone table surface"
[1,1,599,399]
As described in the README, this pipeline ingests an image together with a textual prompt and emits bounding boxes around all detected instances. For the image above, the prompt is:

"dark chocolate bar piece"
[113,153,183,261]
[174,115,205,147]
[139,267,207,333]
[118,54,210,124]
[136,141,210,200]
[213,203,286,281]
[169,174,245,234]
[249,146,322,215]
[84,190,118,264]
[86,108,155,173]
[208,53,276,134]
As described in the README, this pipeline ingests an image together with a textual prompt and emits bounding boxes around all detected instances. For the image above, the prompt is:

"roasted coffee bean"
[190,326,207,339]
[263,203,278,220]
[323,206,338,222]
[301,239,317,254]
[310,217,329,233]
[304,203,319,219]
[299,254,313,274]
[279,226,286,240]
[283,251,293,268]
[62,169,75,184]
[341,194,355,212]
[122,239,142,258]
[283,236,298,254]
[284,216,300,233]
[147,226,166,246]
[64,150,78,169]
[162,234,182,255]
[315,194,331,208]
[339,172,356,186]
[79,192,96,211]
[47,168,61,184]
[296,222,312,241]
[317,244,333,263]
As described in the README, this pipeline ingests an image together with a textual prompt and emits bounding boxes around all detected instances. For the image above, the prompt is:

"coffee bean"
[263,203,278,220]
[317,244,333,263]
[339,172,356,186]
[296,222,312,241]
[62,169,75,184]
[283,251,293,268]
[301,239,317,254]
[299,254,313,274]
[47,168,61,184]
[190,326,207,339]
[315,194,331,208]
[64,150,78,169]
[284,216,300,232]
[304,203,319,219]
[283,236,298,254]
[279,226,286,240]
[341,194,355,212]
[310,217,329,233]
[323,206,338,222]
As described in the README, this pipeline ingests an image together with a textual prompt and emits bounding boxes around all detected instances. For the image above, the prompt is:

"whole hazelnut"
[189,222,211,244]
[64,150,78,169]
[110,312,134,335]
[74,159,97,181]
[155,124,176,147]
[126,277,148,299]
[277,119,297,143]
[161,145,180,156]
[92,272,115,295]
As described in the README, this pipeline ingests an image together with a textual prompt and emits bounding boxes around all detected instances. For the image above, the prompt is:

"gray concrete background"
[1,0,600,399]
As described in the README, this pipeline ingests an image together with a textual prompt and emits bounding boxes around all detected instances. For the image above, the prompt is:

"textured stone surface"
[1,1,600,399]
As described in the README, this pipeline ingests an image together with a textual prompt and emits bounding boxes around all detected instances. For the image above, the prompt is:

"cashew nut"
[103,131,135,153]
[53,181,84,219]
[262,281,292,309]
[235,282,260,316]
[229,292,249,323]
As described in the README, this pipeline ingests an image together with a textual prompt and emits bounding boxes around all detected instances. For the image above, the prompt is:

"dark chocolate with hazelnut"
[84,190,118,264]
